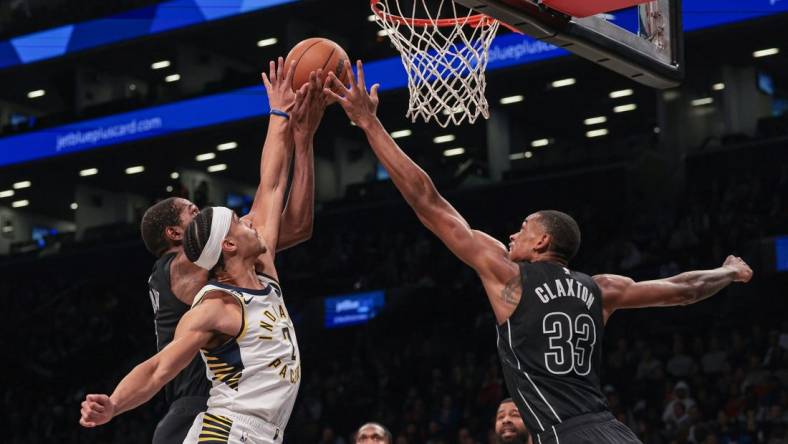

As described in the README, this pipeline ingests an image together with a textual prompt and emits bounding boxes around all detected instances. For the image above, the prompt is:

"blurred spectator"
[354,423,392,444]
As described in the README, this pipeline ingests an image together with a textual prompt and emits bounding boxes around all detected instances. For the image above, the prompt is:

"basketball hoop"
[371,0,500,127]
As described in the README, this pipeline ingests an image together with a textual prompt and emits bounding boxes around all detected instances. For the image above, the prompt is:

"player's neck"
[217,257,262,290]
[531,254,568,267]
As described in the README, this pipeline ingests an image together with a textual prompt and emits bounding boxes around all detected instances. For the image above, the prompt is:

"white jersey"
[191,274,301,431]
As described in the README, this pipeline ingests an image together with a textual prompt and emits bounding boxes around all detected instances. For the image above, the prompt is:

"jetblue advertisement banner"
[324,290,385,329]
[0,85,268,167]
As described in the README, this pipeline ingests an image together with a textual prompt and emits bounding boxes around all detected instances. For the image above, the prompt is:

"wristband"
[270,109,289,120]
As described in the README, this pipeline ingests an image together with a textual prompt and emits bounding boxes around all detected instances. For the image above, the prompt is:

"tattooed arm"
[325,60,521,324]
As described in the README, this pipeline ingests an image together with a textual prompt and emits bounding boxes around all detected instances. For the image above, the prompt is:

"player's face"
[495,401,529,443]
[227,213,267,258]
[356,424,388,444]
[508,214,543,262]
[177,199,200,228]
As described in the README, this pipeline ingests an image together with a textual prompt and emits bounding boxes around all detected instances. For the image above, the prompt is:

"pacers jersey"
[191,274,301,430]
[496,261,608,436]
[148,252,210,403]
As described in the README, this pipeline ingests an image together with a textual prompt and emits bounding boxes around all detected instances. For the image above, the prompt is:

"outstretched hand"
[723,255,753,283]
[79,394,115,428]
[262,56,296,112]
[323,59,380,129]
[291,69,329,142]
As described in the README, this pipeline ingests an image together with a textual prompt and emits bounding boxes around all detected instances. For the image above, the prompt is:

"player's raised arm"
[79,293,241,428]
[277,70,327,251]
[325,60,520,323]
[594,255,753,323]
[244,57,297,275]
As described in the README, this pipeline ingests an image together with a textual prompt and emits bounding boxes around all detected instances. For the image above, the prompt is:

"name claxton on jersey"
[533,269,596,310]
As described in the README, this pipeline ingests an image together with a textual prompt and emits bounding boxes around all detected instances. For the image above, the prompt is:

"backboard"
[453,0,684,88]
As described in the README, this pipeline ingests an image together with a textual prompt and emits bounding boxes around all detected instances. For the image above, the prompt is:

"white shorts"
[182,409,282,444]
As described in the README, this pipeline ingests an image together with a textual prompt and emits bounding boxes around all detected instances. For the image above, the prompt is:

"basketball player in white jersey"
[79,68,317,442]
[79,205,300,442]
[141,58,324,444]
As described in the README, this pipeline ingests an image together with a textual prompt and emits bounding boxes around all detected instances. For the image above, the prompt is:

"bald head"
[355,422,392,444]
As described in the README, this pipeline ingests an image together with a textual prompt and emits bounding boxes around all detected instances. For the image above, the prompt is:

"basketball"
[285,37,352,92]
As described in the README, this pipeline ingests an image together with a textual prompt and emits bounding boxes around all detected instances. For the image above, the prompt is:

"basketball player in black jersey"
[137,59,326,443]
[325,60,754,444]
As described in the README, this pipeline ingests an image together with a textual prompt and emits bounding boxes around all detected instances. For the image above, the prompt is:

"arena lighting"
[691,97,714,107]
[196,152,216,161]
[551,78,576,88]
[367,14,377,21]
[166,186,173,192]
[125,165,145,175]
[256,37,278,47]
[509,152,526,160]
[525,151,533,158]
[713,83,725,91]
[433,134,456,144]
[613,103,637,113]
[217,141,238,151]
[11,199,29,208]
[586,128,609,138]
[79,168,98,177]
[609,89,633,98]
[170,172,179,179]
[443,147,465,157]
[0,190,13,198]
[390,129,412,139]
[499,95,524,105]
[207,163,228,173]
[151,60,170,70]
[70,202,78,210]
[753,48,780,58]
[584,116,607,126]
[27,89,45,99]
[531,138,551,148]
[377,29,390,37]
[13,180,31,189]
[165,74,181,83]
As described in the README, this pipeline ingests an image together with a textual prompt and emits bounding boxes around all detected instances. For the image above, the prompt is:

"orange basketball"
[285,37,352,92]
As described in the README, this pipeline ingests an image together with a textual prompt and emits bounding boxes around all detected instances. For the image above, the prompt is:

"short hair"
[140,197,183,257]
[355,422,393,444]
[536,210,581,261]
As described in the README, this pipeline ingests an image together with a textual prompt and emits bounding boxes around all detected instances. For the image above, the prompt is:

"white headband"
[194,206,233,270]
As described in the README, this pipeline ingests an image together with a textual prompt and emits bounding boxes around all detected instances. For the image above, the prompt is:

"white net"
[372,0,500,127]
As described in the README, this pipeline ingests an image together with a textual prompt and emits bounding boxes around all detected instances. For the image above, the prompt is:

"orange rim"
[370,0,496,28]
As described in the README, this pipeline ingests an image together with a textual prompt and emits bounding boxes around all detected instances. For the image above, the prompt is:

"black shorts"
[535,412,641,444]
[152,396,208,444]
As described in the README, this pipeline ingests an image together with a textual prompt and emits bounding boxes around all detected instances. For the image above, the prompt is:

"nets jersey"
[191,274,301,430]
[148,252,210,403]
[497,261,608,436]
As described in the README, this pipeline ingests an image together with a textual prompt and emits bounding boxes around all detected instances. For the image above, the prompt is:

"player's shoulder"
[192,284,244,308]
[591,273,634,294]
[256,272,282,294]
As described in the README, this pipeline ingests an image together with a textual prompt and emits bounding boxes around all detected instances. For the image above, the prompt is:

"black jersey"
[496,261,608,436]
[148,252,210,403]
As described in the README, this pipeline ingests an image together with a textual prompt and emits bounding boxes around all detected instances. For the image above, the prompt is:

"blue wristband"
[270,109,289,120]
